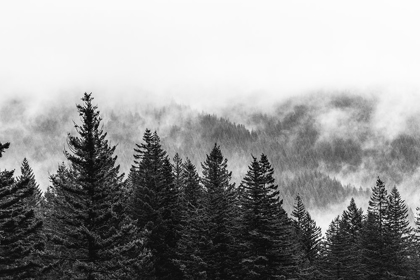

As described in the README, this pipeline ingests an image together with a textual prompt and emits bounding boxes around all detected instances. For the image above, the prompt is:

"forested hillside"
[102,93,420,214]
[4,92,420,220]
[1,93,420,279]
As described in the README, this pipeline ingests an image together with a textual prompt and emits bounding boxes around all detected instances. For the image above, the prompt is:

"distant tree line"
[1,93,420,279]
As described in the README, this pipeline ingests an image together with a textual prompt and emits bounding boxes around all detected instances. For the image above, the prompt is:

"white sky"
[1,0,420,108]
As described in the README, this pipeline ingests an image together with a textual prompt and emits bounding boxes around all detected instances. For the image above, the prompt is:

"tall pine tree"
[45,93,147,279]
[175,158,207,279]
[0,143,44,279]
[172,153,184,194]
[323,198,364,280]
[131,129,182,279]
[182,158,202,209]
[291,194,322,279]
[200,143,240,280]
[384,186,411,278]
[360,177,389,280]
[20,158,43,216]
[239,154,297,279]
[323,216,343,280]
[339,198,364,279]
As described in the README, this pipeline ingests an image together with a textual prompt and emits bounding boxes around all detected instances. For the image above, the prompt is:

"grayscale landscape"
[1,1,420,279]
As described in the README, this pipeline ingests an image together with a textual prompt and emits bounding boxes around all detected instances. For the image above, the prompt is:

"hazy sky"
[1,1,420,108]
[4,2,420,229]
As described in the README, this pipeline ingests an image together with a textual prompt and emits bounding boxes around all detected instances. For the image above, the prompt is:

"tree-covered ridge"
[280,171,370,213]
[5,92,420,210]
[2,93,420,279]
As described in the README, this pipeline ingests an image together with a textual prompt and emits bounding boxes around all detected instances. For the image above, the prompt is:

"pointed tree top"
[173,152,182,161]
[153,130,161,142]
[184,157,193,167]
[292,194,307,222]
[21,157,33,177]
[347,197,358,211]
[78,92,96,112]
[141,128,153,144]
[260,153,269,163]
[22,157,30,168]
[82,92,93,101]
[390,185,400,195]
[208,143,223,162]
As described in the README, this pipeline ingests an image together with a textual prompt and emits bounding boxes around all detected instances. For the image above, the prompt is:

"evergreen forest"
[2,93,420,279]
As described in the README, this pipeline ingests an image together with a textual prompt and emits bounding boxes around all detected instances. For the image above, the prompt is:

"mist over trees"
[4,92,420,214]
[2,93,420,279]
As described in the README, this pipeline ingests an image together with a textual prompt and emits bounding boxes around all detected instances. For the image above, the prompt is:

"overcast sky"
[1,0,420,109]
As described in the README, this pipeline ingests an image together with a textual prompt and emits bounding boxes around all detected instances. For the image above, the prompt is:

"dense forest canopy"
[2,92,420,279]
[3,1,420,278]
[2,92,420,219]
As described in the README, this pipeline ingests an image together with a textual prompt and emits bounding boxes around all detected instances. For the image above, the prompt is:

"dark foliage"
[291,194,323,279]
[3,93,420,279]
[199,144,241,280]
[130,129,182,279]
[322,198,364,279]
[0,144,44,279]
[239,154,298,279]
[44,93,147,279]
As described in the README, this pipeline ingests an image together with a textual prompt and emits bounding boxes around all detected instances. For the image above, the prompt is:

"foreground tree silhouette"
[360,177,389,280]
[200,144,241,280]
[323,216,343,279]
[339,198,364,279]
[45,93,147,279]
[20,158,43,216]
[0,143,44,279]
[175,158,207,279]
[384,186,411,278]
[323,198,364,280]
[239,154,297,279]
[292,194,322,279]
[130,129,182,279]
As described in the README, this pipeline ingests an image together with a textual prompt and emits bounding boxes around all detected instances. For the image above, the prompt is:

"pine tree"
[42,164,74,278]
[20,158,43,216]
[292,195,307,234]
[239,154,297,279]
[173,153,184,194]
[182,158,202,209]
[45,93,147,279]
[291,194,322,279]
[0,143,44,279]
[323,216,343,280]
[200,143,240,280]
[175,158,207,279]
[360,177,389,280]
[161,155,183,272]
[131,129,182,279]
[384,186,411,278]
[323,198,364,280]
[339,198,364,279]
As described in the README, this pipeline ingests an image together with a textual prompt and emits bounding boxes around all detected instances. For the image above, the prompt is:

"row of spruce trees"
[0,93,420,279]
